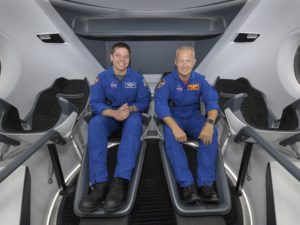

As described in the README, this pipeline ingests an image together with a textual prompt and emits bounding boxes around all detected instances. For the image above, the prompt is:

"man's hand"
[163,116,186,142]
[172,126,187,142]
[199,123,214,145]
[113,103,130,121]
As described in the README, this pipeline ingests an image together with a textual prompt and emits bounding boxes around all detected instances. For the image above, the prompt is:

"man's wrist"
[206,118,215,126]
[129,106,135,112]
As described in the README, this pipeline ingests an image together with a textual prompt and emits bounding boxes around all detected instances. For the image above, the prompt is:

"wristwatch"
[129,106,135,112]
[206,118,215,125]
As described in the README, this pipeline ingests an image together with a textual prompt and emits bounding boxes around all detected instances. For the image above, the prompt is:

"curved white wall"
[0,33,22,98]
[199,0,300,117]
[0,0,102,117]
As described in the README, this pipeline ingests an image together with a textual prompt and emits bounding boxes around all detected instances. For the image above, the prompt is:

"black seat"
[153,116,231,216]
[0,77,90,157]
[222,92,300,196]
[224,93,300,152]
[214,77,277,129]
[215,77,300,157]
[153,72,231,216]
[0,77,90,195]
[74,113,151,217]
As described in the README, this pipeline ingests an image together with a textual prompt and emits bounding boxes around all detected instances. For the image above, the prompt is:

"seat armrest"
[158,141,231,216]
[74,140,147,217]
[0,134,20,146]
[53,97,79,139]
[225,95,300,146]
[0,99,24,132]
[141,113,151,140]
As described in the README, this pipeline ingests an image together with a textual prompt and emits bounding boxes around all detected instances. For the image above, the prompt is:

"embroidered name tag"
[188,84,200,91]
[125,82,136,88]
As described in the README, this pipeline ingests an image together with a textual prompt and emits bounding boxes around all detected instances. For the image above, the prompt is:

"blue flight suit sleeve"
[200,77,220,114]
[90,73,111,114]
[154,79,172,120]
[130,76,151,112]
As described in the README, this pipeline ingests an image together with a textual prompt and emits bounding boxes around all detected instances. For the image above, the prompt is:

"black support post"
[235,142,253,196]
[47,143,70,195]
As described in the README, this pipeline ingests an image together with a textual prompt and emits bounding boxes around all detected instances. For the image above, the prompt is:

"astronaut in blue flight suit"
[155,46,220,204]
[80,42,150,212]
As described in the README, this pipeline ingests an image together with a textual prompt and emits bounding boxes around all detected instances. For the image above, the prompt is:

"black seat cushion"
[215,77,269,129]
[31,88,61,131]
[54,78,90,113]
[31,77,89,132]
[279,99,300,130]
[1,100,24,132]
[1,77,89,133]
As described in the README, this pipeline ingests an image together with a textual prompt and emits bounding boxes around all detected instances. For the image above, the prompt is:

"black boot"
[198,185,220,203]
[104,177,129,212]
[181,184,202,204]
[79,182,108,212]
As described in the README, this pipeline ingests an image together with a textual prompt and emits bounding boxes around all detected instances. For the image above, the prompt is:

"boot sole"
[183,196,202,204]
[201,197,220,203]
[79,201,103,213]
[103,204,123,212]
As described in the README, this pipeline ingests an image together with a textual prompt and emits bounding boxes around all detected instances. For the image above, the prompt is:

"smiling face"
[110,47,130,75]
[175,48,196,81]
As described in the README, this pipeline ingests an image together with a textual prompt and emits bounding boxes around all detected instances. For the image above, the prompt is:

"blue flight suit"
[155,70,220,187]
[89,67,150,185]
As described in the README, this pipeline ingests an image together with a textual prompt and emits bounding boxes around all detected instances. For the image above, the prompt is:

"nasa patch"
[110,82,117,88]
[176,85,183,92]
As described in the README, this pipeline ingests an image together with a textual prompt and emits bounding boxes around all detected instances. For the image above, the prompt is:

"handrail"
[0,133,20,146]
[235,126,300,181]
[0,130,65,183]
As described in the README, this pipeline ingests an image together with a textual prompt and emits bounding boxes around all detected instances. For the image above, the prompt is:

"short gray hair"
[175,46,195,59]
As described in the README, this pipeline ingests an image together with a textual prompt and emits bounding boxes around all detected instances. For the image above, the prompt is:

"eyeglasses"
[176,59,194,64]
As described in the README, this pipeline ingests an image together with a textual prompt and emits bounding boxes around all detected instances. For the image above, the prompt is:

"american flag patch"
[187,84,200,91]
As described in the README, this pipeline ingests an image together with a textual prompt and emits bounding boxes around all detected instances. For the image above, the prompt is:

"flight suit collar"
[173,69,197,84]
[108,67,133,79]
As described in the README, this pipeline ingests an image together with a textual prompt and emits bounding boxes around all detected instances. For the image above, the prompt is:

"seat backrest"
[214,77,270,129]
[279,99,300,130]
[0,99,24,132]
[31,77,90,132]
[54,77,90,115]
[31,87,61,132]
[155,71,171,88]
[161,71,171,78]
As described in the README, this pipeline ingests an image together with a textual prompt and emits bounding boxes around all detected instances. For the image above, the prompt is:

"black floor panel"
[129,140,175,225]
[59,189,81,225]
